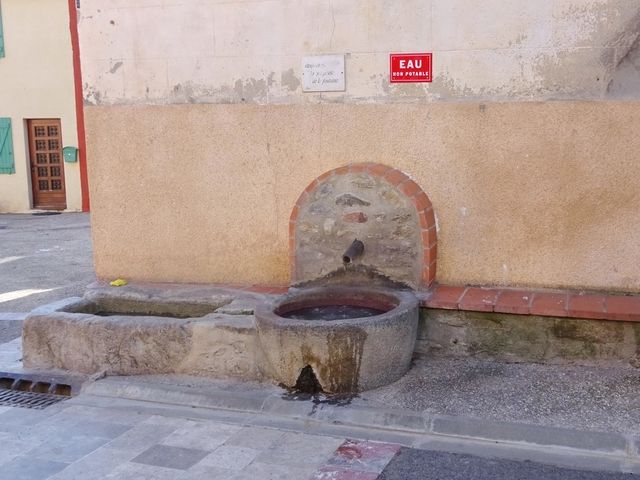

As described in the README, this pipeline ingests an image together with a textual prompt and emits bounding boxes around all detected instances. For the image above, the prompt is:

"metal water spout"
[342,239,364,264]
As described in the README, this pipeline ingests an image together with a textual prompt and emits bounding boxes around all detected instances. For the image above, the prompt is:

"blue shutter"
[0,118,15,174]
[0,2,4,58]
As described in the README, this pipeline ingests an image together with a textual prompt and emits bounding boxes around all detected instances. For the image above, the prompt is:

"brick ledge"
[418,285,640,322]
[95,281,640,322]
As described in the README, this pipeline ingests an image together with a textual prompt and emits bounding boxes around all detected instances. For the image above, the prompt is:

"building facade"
[79,0,640,293]
[0,0,85,212]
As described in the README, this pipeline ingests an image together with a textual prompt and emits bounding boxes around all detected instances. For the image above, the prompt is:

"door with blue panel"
[27,119,66,210]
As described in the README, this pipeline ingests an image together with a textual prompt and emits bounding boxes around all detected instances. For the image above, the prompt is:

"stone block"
[432,415,628,453]
[23,296,261,380]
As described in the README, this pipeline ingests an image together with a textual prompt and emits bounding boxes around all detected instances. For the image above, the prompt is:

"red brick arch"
[289,162,437,289]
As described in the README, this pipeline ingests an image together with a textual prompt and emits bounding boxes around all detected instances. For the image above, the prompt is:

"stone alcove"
[289,163,437,289]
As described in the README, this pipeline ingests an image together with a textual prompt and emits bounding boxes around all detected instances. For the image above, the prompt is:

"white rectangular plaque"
[302,55,345,92]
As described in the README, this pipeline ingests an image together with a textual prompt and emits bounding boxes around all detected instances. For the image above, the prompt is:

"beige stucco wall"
[80,0,640,292]
[86,101,640,292]
[0,0,81,213]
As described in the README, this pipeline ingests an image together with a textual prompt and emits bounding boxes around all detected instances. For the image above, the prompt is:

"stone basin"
[255,286,419,393]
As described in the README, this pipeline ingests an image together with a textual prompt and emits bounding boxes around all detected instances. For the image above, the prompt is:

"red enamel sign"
[390,53,432,83]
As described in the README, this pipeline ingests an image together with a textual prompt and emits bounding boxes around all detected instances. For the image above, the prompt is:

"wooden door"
[28,119,67,210]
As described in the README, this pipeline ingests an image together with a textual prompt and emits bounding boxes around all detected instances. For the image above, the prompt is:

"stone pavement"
[0,389,638,480]
[0,400,347,480]
[2,328,640,478]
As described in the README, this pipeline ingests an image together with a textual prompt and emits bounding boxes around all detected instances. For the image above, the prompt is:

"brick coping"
[95,281,640,323]
[419,285,640,322]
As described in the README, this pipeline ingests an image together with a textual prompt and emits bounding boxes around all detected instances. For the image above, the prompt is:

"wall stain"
[109,61,123,74]
[281,69,300,92]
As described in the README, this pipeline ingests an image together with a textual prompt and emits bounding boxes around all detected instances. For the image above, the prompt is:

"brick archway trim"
[289,162,437,288]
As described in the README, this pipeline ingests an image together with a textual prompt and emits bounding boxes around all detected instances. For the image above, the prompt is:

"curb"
[85,376,637,463]
[0,312,27,321]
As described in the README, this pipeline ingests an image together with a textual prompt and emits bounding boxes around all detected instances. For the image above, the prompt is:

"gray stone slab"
[131,444,209,470]
[54,404,150,426]
[160,420,241,450]
[411,436,628,474]
[26,434,111,463]
[255,431,344,468]
[60,420,132,439]
[0,407,56,430]
[0,456,68,480]
[196,445,260,470]
[223,426,286,450]
[47,447,136,480]
[432,415,629,454]
[106,424,179,455]
[327,404,428,432]
[262,395,319,418]
[84,376,269,411]
[231,462,318,480]
[104,462,192,479]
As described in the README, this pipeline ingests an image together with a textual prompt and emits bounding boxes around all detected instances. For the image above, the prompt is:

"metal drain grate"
[0,371,80,410]
[0,389,68,409]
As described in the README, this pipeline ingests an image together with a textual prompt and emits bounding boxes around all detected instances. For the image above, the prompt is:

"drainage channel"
[0,371,79,410]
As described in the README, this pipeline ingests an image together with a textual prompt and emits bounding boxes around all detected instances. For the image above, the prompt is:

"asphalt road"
[0,213,94,313]
[380,448,638,480]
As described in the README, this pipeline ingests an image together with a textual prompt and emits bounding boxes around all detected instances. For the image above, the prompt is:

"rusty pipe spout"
[343,239,364,264]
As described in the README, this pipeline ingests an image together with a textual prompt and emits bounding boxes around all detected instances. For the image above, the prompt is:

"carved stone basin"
[255,286,419,393]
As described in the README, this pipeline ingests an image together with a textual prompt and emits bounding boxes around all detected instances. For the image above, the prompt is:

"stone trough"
[255,286,419,393]
[22,282,640,394]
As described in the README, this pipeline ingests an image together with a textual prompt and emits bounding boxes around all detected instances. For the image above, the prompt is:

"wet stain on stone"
[325,326,367,393]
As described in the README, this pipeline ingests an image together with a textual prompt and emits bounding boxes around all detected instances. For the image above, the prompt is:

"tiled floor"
[0,402,379,480]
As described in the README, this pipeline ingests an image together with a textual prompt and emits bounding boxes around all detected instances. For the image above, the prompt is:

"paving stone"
[0,406,55,431]
[141,414,197,427]
[224,426,286,449]
[256,432,345,468]
[431,416,628,453]
[57,405,150,426]
[104,462,193,480]
[0,430,49,462]
[231,461,318,480]
[26,434,111,463]
[132,444,209,470]
[160,419,241,450]
[184,464,237,479]
[0,456,68,480]
[62,420,132,439]
[48,447,135,480]
[106,423,178,455]
[196,445,260,470]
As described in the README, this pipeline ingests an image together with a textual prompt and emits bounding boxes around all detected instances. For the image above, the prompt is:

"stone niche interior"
[290,163,437,290]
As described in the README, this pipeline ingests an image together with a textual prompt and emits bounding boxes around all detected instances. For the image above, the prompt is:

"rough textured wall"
[78,0,640,105]
[85,102,640,292]
[0,0,80,212]
[79,0,640,291]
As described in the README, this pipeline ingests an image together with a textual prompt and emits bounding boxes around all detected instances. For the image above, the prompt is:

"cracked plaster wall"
[80,1,640,292]
[78,0,640,105]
